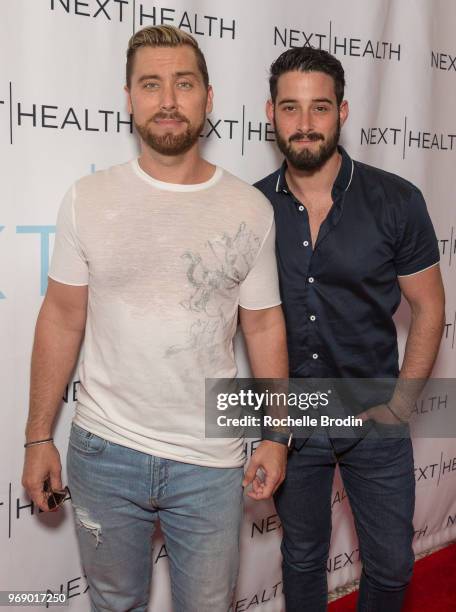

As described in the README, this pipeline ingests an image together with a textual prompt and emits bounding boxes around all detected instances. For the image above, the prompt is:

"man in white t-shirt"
[22,25,289,612]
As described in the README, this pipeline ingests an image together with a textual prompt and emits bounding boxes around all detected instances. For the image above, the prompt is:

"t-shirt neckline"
[131,159,223,192]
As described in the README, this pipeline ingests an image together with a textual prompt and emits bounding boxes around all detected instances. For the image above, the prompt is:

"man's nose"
[159,83,177,111]
[296,108,313,132]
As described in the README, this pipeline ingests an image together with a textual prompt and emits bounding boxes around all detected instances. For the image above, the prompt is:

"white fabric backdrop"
[1,1,455,609]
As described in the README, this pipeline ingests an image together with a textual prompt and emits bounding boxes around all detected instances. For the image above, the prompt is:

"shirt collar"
[332,145,354,200]
[275,145,354,200]
[275,162,288,193]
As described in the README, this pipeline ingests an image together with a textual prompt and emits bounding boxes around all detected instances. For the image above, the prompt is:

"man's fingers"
[22,445,63,512]
[242,459,259,487]
[50,472,63,491]
[358,407,377,422]
[247,481,265,499]
[28,485,50,512]
[262,471,281,498]
[251,476,263,494]
[246,470,286,500]
[250,471,281,500]
[260,483,275,499]
[248,483,272,500]
[245,477,261,498]
[244,441,288,499]
[23,470,63,513]
[272,473,286,494]
[358,404,404,425]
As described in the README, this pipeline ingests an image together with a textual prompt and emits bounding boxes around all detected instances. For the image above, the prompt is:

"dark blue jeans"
[274,427,415,611]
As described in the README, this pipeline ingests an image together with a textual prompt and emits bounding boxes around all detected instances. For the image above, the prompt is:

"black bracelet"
[386,403,407,424]
[24,437,54,448]
[262,429,294,449]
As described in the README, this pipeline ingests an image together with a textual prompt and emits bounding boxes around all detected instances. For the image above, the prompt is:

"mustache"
[150,111,190,124]
[289,131,324,143]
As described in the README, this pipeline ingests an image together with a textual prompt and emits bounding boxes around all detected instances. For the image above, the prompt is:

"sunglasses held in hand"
[43,477,71,510]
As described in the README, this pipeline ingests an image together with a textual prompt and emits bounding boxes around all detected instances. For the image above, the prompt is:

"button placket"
[292,196,312,254]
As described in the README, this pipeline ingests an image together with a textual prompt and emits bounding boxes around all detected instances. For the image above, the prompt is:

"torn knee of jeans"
[73,506,102,547]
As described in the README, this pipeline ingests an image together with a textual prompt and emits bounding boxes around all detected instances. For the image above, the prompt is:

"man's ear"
[266,99,274,126]
[206,85,214,115]
[124,85,132,115]
[339,99,349,128]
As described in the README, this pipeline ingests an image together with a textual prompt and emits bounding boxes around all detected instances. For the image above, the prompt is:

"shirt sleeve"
[239,216,282,310]
[48,184,89,286]
[394,187,440,277]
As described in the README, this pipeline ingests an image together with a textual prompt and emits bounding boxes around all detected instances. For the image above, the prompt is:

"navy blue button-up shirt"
[255,147,440,379]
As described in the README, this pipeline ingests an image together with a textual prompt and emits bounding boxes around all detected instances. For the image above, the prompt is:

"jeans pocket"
[69,423,107,455]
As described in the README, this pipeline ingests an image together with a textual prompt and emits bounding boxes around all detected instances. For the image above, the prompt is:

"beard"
[135,111,205,156]
[275,117,341,171]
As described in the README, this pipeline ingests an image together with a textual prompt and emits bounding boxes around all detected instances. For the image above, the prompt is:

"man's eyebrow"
[277,98,299,105]
[312,97,334,105]
[137,74,160,83]
[174,71,199,79]
[277,97,334,105]
[137,71,199,83]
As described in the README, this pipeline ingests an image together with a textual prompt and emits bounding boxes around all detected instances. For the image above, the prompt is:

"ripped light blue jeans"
[67,423,244,612]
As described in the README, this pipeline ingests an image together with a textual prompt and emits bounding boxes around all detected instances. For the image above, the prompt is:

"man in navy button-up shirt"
[255,47,445,611]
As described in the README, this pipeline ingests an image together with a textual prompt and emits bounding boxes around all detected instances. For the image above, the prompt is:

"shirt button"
[298,205,304,211]
[308,277,315,283]
[312,353,319,360]
[309,315,316,321]
[303,240,309,247]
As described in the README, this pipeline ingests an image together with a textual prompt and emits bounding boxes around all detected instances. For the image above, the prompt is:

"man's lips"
[151,113,189,127]
[290,134,323,144]
[154,118,185,127]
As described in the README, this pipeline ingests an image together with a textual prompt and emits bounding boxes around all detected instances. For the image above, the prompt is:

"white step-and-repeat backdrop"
[1,1,455,610]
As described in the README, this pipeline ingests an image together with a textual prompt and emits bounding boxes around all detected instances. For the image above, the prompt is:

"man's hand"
[358,403,406,425]
[22,444,63,512]
[243,440,288,500]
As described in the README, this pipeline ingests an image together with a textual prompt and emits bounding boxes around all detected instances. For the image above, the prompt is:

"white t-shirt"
[49,160,281,467]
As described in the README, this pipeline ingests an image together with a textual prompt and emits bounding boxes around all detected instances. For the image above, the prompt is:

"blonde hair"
[126,25,209,89]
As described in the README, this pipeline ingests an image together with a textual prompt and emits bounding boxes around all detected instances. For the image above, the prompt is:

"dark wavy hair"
[269,47,345,105]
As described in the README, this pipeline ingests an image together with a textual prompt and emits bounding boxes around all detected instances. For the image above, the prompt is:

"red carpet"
[328,543,456,611]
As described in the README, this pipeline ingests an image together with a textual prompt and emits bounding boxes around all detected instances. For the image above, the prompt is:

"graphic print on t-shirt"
[165,222,261,358]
